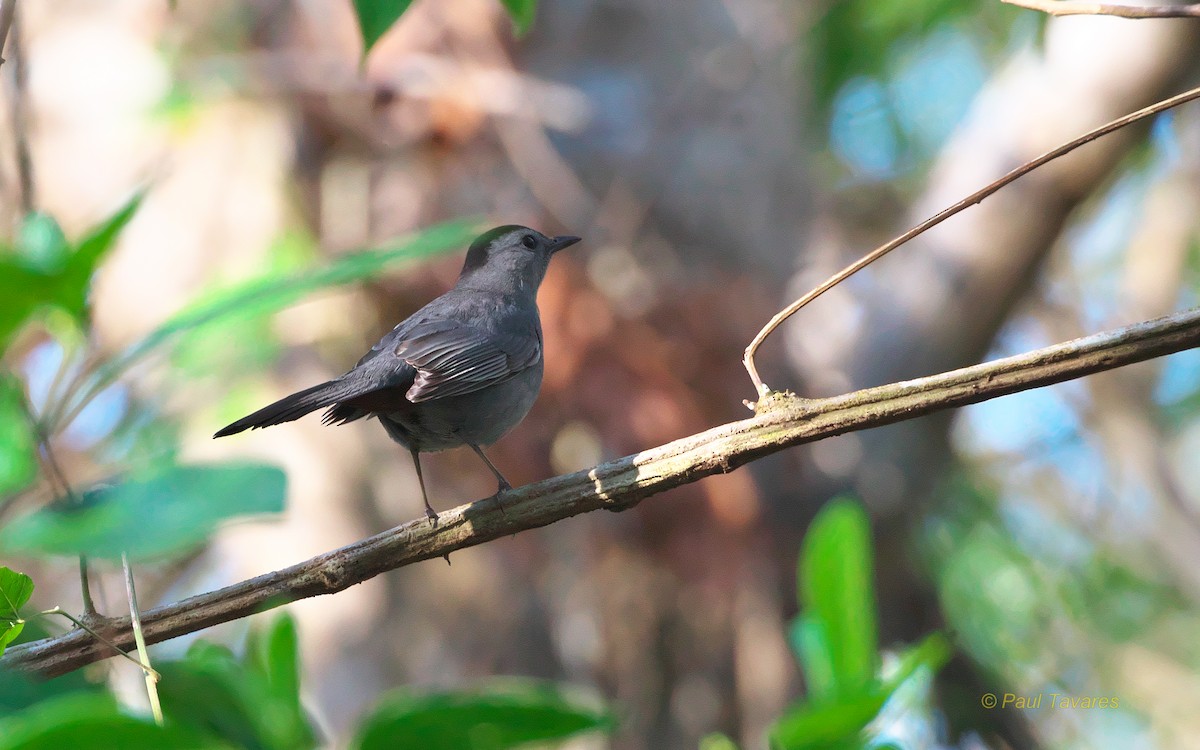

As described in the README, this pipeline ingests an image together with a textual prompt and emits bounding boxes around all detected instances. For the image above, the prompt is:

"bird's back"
[321,287,544,447]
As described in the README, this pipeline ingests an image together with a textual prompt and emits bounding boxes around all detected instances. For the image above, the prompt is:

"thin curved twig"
[6,305,1200,678]
[39,607,159,679]
[741,83,1200,404]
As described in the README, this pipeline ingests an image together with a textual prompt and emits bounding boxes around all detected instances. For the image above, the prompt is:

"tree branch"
[5,306,1200,678]
[1002,0,1200,18]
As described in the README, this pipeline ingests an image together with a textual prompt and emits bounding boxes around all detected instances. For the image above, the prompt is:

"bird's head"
[457,225,581,294]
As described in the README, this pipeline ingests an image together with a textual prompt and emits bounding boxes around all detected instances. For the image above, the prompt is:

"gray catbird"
[214,225,581,519]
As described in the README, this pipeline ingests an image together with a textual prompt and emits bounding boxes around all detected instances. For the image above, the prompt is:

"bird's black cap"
[462,226,579,274]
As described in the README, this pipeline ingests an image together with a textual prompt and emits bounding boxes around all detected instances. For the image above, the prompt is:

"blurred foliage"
[0,693,226,750]
[0,567,34,658]
[352,0,414,55]
[699,733,741,750]
[157,616,316,750]
[923,472,1197,722]
[353,0,537,55]
[0,621,104,714]
[49,219,481,433]
[0,464,285,561]
[771,498,949,750]
[353,682,613,750]
[796,499,878,699]
[168,233,316,383]
[499,0,538,35]
[0,494,954,750]
[0,196,141,354]
[807,1,1020,115]
[1,613,611,750]
[806,2,1028,181]
[0,376,37,498]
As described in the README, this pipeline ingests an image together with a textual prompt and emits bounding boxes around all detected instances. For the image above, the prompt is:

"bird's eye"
[521,235,537,249]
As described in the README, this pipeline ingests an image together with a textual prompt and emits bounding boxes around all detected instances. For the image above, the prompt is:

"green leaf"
[54,219,481,432]
[770,633,953,750]
[0,261,54,354]
[0,620,105,714]
[353,0,415,56]
[769,688,888,750]
[0,567,34,658]
[159,624,316,750]
[66,195,144,293]
[249,614,305,726]
[799,497,878,698]
[52,194,144,327]
[0,198,142,355]
[791,616,836,704]
[884,632,951,692]
[0,692,227,750]
[353,681,612,750]
[158,642,264,750]
[44,195,142,326]
[500,0,537,35]
[0,463,285,561]
[0,375,37,497]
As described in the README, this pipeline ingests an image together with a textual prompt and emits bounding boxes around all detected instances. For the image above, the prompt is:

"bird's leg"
[468,443,511,518]
[468,443,512,492]
[409,448,438,522]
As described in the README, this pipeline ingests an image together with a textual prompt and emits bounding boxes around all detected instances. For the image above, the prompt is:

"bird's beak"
[549,235,582,254]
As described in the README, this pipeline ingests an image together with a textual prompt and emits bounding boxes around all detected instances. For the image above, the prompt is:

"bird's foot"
[493,482,511,518]
[425,505,440,526]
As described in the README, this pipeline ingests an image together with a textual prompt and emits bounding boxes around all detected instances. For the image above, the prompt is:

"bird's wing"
[392,319,542,402]
[353,323,407,368]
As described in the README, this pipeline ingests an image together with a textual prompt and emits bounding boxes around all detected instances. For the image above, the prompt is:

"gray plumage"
[215,225,581,519]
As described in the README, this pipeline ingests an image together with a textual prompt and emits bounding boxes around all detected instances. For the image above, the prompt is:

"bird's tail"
[214,379,358,438]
